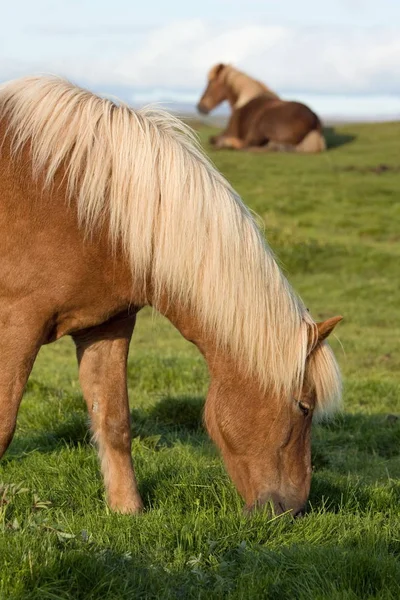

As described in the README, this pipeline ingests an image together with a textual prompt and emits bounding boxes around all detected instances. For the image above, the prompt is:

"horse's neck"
[157,294,229,375]
[234,85,265,109]
[226,70,279,109]
[234,85,280,109]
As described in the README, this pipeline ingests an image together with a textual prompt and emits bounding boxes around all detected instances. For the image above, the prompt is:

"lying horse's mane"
[0,75,340,415]
[222,65,280,107]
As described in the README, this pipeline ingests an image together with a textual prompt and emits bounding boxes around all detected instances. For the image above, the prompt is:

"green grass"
[1,122,400,599]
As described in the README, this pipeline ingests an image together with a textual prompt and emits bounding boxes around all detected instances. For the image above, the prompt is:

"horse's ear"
[316,316,343,342]
[208,63,226,81]
[307,315,342,354]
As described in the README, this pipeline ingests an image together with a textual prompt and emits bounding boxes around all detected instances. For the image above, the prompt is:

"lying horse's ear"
[215,63,225,76]
[316,316,343,342]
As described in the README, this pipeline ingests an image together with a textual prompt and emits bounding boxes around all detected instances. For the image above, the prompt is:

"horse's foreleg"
[210,111,242,148]
[213,136,247,150]
[209,133,233,147]
[73,315,143,514]
[0,314,44,458]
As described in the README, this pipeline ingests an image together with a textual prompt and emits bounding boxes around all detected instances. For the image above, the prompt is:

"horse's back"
[239,96,323,147]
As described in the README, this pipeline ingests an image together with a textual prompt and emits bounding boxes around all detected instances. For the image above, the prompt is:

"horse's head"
[197,63,228,114]
[204,316,342,517]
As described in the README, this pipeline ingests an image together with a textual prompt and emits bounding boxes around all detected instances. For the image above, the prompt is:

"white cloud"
[59,20,400,97]
[1,19,400,117]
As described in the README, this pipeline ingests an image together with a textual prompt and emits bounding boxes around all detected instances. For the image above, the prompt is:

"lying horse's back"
[239,95,326,152]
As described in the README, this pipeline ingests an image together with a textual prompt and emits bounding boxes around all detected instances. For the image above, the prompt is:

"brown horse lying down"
[0,76,341,516]
[197,64,326,153]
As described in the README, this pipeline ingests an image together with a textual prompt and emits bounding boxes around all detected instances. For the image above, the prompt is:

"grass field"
[1,121,400,599]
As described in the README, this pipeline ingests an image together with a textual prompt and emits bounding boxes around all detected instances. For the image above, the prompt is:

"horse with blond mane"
[0,76,341,516]
[198,64,326,153]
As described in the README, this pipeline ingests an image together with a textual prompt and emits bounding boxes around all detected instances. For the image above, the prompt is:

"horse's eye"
[298,401,310,417]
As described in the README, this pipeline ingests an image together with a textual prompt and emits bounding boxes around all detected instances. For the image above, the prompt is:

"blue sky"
[2,1,400,118]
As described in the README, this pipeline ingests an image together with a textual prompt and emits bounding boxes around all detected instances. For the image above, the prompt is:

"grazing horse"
[197,64,326,153]
[0,76,341,516]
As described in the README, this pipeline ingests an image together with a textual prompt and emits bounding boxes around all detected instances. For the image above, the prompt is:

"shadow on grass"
[13,537,400,600]
[4,394,207,463]
[131,395,205,437]
[16,548,189,600]
[310,472,400,515]
[310,412,400,513]
[323,126,356,149]
[3,414,91,463]
[313,412,400,466]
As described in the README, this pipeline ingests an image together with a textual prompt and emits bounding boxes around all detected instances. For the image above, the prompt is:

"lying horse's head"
[204,316,342,517]
[197,63,228,114]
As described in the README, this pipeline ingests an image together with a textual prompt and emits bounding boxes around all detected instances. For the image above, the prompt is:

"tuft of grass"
[1,121,400,599]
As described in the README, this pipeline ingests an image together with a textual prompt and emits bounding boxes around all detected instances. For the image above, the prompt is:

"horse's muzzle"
[244,495,306,519]
[197,103,209,115]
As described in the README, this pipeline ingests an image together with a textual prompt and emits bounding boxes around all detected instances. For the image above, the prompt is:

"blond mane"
[0,75,340,415]
[222,65,280,108]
